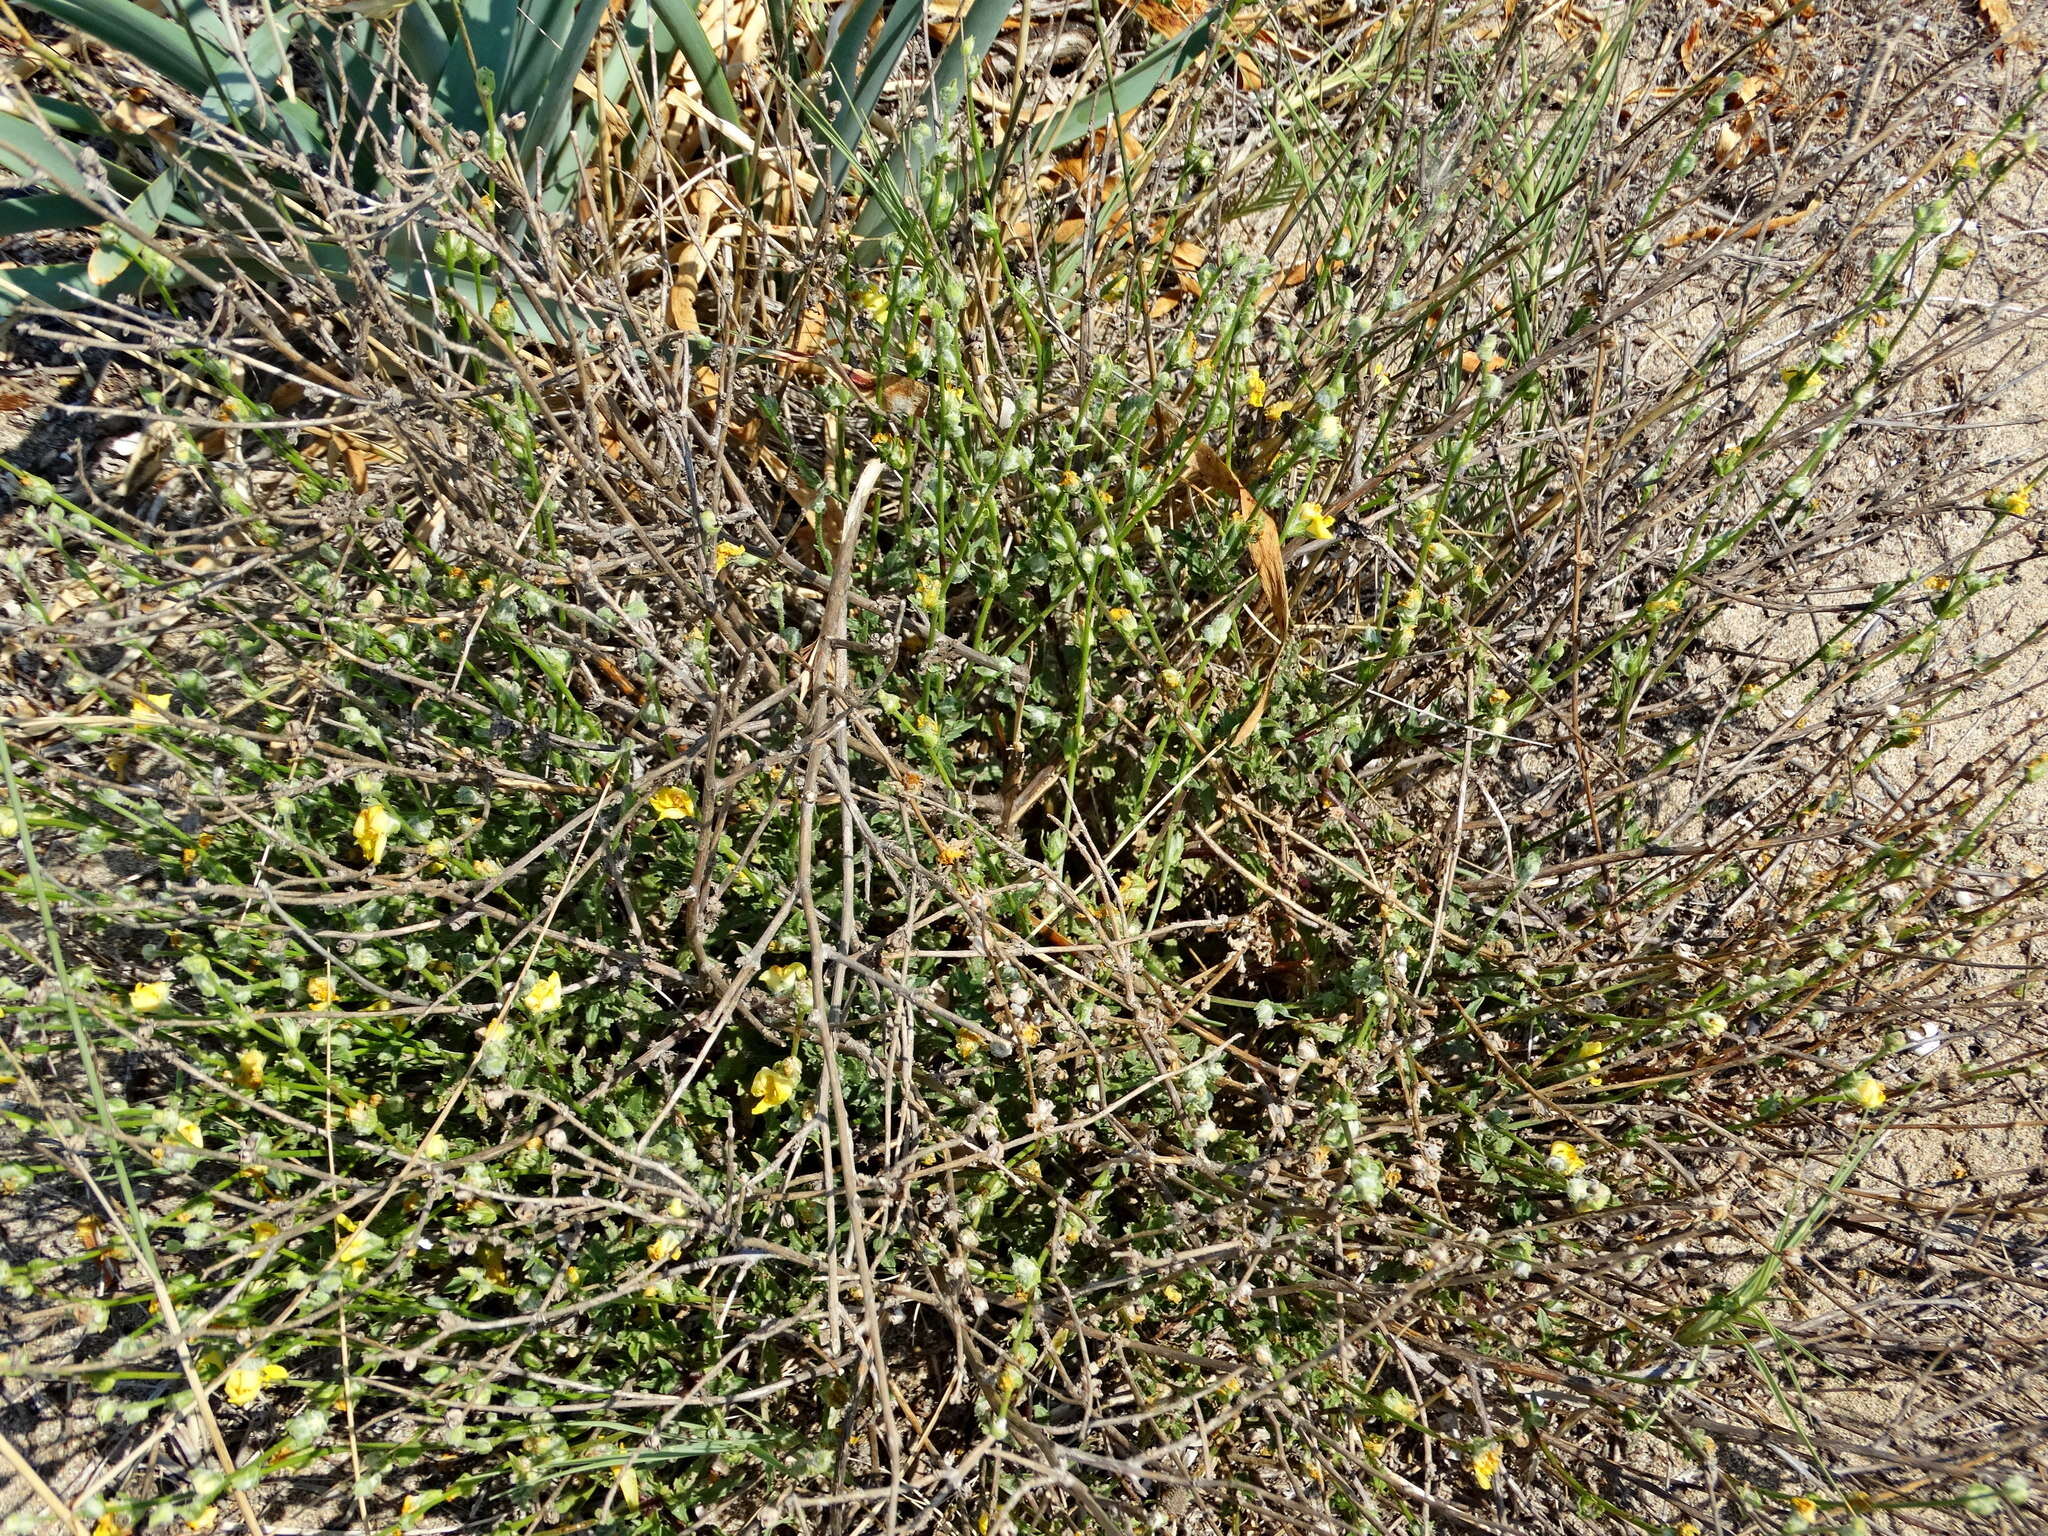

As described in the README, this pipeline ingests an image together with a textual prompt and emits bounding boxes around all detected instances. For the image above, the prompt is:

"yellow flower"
[936,839,972,865]
[333,1220,379,1272]
[915,571,945,612]
[0,809,18,838]
[522,971,564,1016]
[1160,668,1184,691]
[749,1057,799,1115]
[1242,368,1267,409]
[759,961,808,999]
[233,1048,265,1089]
[130,980,170,1013]
[1989,485,2032,517]
[184,1509,217,1534]
[170,1118,203,1150]
[714,541,747,572]
[1545,1141,1586,1176]
[307,976,337,1011]
[1106,606,1135,625]
[353,802,399,865]
[1470,1441,1503,1491]
[1850,1074,1886,1111]
[649,785,696,820]
[852,284,890,325]
[1789,1497,1818,1521]
[956,1030,982,1059]
[647,1229,681,1264]
[92,1512,126,1536]
[1298,502,1334,540]
[249,1219,279,1243]
[220,1361,287,1406]
[129,692,172,727]
[914,713,940,739]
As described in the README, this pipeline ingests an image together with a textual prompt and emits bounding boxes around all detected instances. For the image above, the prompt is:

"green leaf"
[1029,8,1220,156]
[0,191,103,236]
[516,0,617,185]
[25,0,265,120]
[4,93,105,137]
[820,0,928,192]
[0,259,144,315]
[647,0,746,144]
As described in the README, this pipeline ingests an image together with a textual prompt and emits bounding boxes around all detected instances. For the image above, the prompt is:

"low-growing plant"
[3,2,2047,1535]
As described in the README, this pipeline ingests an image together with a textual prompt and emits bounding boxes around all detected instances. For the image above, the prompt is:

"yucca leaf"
[3,94,105,137]
[25,0,268,123]
[84,168,176,289]
[818,0,886,134]
[0,191,102,236]
[520,0,618,207]
[1028,7,1219,156]
[0,259,144,313]
[647,0,746,142]
[23,0,216,98]
[396,2,454,95]
[820,0,929,193]
[431,0,519,136]
[507,0,611,147]
[0,112,101,200]
[850,3,1222,240]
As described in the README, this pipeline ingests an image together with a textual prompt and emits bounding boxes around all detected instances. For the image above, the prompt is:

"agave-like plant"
[0,0,638,317]
[0,0,1220,322]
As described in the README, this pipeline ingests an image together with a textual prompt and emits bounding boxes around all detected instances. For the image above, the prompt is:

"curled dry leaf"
[1188,443,1288,637]
[1116,0,1200,34]
[1978,0,2014,36]
[106,97,173,144]
[876,375,930,418]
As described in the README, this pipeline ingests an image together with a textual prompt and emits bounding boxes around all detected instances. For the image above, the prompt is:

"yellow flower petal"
[522,972,564,1016]
[1471,1441,1503,1491]
[129,692,172,727]
[233,1048,266,1089]
[749,1057,799,1115]
[130,980,171,1013]
[1545,1141,1586,1176]
[714,541,748,573]
[221,1362,274,1406]
[307,976,338,1011]
[649,785,696,820]
[758,962,808,999]
[353,803,399,865]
